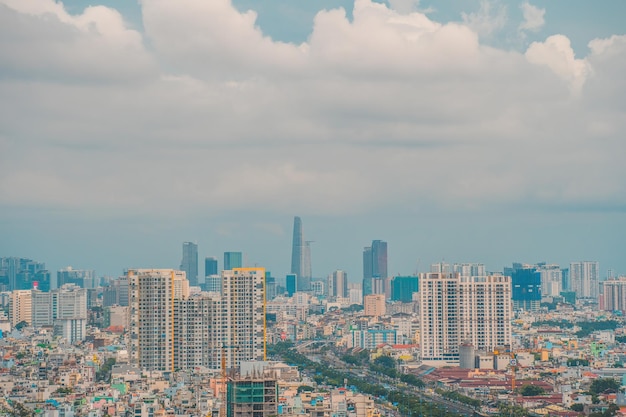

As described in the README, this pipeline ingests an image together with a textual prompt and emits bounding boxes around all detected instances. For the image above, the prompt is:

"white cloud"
[0,0,624,220]
[461,0,507,39]
[519,1,545,33]
[525,34,589,93]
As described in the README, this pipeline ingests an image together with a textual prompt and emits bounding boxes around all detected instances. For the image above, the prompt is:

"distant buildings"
[180,242,199,286]
[362,240,387,297]
[205,256,218,276]
[290,216,312,291]
[390,276,419,302]
[570,261,600,300]
[363,294,385,317]
[224,252,243,271]
[57,266,97,289]
[0,257,50,291]
[603,276,626,313]
[9,290,32,327]
[505,263,542,311]
[328,270,348,299]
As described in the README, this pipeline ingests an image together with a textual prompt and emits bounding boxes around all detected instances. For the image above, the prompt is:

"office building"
[205,256,218,276]
[290,216,312,291]
[419,272,512,365]
[603,277,626,313]
[570,261,600,300]
[180,242,199,286]
[57,266,97,289]
[505,263,542,311]
[286,274,297,297]
[390,276,419,302]
[362,240,387,297]
[328,270,348,298]
[224,252,243,271]
[221,267,266,369]
[349,326,397,349]
[128,269,189,371]
[9,290,32,327]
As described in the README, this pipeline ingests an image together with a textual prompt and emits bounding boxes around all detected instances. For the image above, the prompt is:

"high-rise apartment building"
[128,269,189,371]
[570,261,600,300]
[181,242,199,286]
[419,272,512,365]
[221,267,266,369]
[362,240,387,297]
[9,290,32,327]
[328,270,348,298]
[224,252,243,271]
[538,264,563,298]
[458,275,512,352]
[603,277,626,313]
[290,216,312,291]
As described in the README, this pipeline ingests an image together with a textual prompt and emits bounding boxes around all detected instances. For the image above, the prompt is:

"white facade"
[539,265,563,297]
[419,272,512,365]
[9,290,32,326]
[570,261,600,299]
[128,269,188,371]
[458,275,512,352]
[221,267,266,369]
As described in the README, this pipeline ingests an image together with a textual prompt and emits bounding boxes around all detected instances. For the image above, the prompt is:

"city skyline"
[1,0,624,280]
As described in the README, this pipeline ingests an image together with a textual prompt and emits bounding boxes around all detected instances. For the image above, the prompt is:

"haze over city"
[1,0,624,279]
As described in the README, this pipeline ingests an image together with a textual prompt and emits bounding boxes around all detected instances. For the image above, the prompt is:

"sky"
[1,0,625,282]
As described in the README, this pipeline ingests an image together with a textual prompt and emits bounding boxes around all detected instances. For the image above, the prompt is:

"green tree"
[570,403,584,412]
[589,378,620,394]
[519,384,545,396]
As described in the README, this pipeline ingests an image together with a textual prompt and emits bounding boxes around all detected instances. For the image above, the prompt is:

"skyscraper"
[362,240,387,297]
[224,252,243,270]
[290,216,311,291]
[570,261,600,300]
[180,242,198,286]
[221,267,266,369]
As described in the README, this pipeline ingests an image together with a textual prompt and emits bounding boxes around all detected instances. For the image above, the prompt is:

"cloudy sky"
[1,0,625,282]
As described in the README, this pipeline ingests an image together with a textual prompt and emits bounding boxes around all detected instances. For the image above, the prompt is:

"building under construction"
[226,376,277,417]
